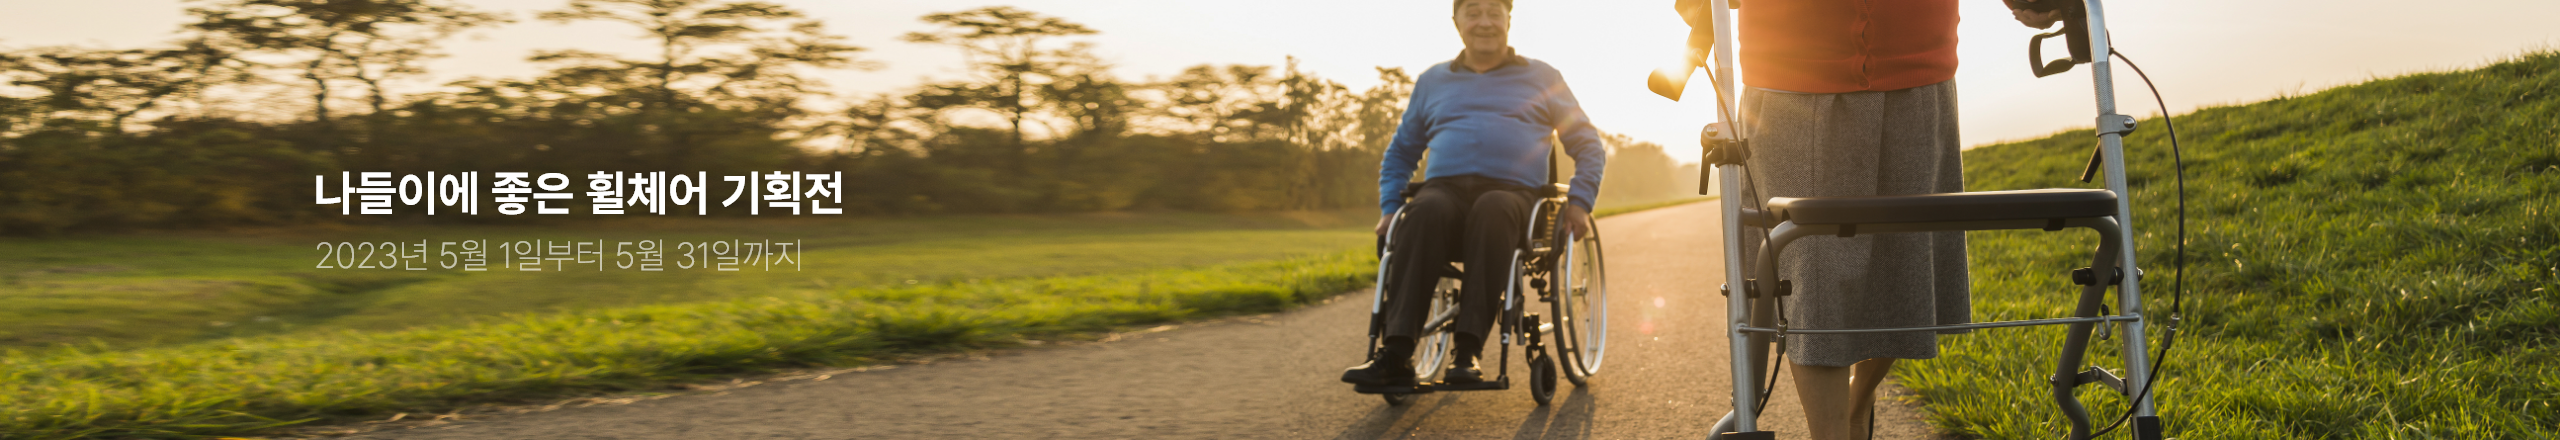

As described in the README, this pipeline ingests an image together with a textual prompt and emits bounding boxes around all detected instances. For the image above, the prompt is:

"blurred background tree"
[0,3,1697,234]
[188,0,505,123]
[902,6,1093,191]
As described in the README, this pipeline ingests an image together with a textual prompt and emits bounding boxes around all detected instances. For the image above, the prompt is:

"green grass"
[1899,50,2560,438]
[0,192,1704,439]
[0,248,1377,439]
[0,211,1372,348]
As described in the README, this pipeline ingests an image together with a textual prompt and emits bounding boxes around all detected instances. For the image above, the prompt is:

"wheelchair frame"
[1361,150,1610,406]
[1690,0,2168,438]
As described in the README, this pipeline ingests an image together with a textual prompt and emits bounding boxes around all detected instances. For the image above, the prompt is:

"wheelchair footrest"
[1432,379,1509,391]
[1352,383,1434,395]
[1715,431,1776,440]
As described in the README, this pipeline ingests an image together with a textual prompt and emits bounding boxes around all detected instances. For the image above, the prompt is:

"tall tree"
[1270,58,1352,209]
[901,6,1096,180]
[537,0,860,111]
[188,0,502,122]
[1031,46,1139,209]
[1154,64,1285,142]
[0,41,247,133]
[1037,46,1131,148]
[836,94,928,157]
[1352,67,1415,153]
[530,0,866,169]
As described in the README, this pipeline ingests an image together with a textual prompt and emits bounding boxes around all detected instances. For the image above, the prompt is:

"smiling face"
[1452,0,1510,55]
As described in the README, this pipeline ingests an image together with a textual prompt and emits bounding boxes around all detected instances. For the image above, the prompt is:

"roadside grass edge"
[1593,196,1714,219]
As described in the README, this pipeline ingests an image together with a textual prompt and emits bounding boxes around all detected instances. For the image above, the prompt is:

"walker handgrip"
[2013,0,2090,78]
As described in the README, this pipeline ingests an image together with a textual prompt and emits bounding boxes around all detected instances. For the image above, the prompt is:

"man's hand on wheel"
[1376,215,1393,236]
[1561,204,1594,240]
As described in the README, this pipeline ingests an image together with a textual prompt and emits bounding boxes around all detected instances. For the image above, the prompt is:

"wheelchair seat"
[1765,188,2117,225]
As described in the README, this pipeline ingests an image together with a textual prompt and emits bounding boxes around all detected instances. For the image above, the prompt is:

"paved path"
[351,202,1947,439]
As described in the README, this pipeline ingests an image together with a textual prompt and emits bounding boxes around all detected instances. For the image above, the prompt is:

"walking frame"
[1676,0,2172,438]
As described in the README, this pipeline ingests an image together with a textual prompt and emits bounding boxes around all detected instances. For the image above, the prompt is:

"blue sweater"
[1380,54,1607,216]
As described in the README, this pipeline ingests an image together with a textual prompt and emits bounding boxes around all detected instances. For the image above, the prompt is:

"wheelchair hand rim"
[1559,229,1608,377]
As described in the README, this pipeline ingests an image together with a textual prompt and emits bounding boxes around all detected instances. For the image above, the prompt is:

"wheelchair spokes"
[1553,229,1608,384]
[1410,277,1459,383]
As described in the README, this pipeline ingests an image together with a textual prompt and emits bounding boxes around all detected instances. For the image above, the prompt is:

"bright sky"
[4,0,2555,163]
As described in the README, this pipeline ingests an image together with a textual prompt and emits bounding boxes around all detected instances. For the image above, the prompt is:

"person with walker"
[1650,0,2159,438]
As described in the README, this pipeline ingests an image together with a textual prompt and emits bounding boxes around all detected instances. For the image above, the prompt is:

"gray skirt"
[1739,80,1971,367]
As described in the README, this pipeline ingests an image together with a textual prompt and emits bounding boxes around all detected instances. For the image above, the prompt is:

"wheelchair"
[1666,0,2176,438]
[1359,171,1609,406]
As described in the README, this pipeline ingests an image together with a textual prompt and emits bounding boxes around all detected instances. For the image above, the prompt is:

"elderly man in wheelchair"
[1336,0,1612,407]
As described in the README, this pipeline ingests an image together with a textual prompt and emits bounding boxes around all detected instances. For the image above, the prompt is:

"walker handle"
[2011,0,2091,78]
[1649,0,1724,101]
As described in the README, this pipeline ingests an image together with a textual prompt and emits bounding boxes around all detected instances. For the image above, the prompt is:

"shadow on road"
[1328,394,1434,439]
[1328,387,1600,440]
[1510,388,1597,439]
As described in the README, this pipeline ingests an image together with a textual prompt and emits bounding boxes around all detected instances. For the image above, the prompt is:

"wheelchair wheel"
[1382,392,1419,406]
[1551,227,1608,385]
[1529,348,1557,405]
[1409,277,1459,383]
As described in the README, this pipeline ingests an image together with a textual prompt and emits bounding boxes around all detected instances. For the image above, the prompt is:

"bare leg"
[1790,361,1852,440]
[1849,358,1896,437]
[1792,357,1898,440]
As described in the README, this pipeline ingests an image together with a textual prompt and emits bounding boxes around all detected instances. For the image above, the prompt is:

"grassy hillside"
[1901,51,2558,437]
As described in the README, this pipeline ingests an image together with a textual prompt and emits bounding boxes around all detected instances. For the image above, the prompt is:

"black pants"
[1381,176,1532,349]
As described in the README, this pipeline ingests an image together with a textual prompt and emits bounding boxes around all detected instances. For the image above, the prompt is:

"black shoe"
[1443,333,1486,384]
[1344,337,1417,386]
[1442,358,1486,385]
[1341,360,1417,387]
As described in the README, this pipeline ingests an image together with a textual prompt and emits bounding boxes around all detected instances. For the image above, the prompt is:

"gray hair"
[1453,0,1513,14]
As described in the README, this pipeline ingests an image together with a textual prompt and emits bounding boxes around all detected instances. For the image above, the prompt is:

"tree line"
[0,0,1695,234]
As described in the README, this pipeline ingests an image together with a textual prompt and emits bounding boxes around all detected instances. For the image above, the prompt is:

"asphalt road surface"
[349,201,1951,439]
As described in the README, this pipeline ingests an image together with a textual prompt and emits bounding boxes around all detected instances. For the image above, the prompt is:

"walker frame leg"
[2050,231,2122,439]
